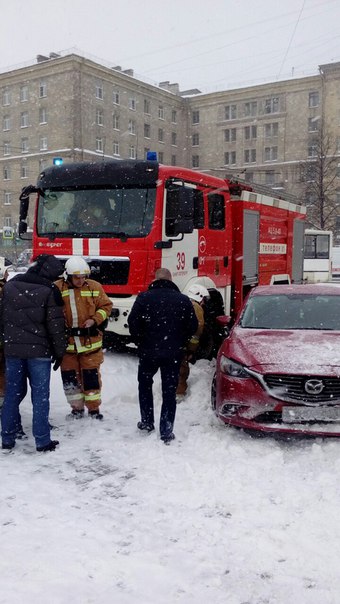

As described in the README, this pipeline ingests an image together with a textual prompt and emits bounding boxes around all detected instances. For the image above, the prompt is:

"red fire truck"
[18,159,306,350]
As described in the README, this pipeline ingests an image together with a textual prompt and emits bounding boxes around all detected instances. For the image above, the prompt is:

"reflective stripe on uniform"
[84,392,101,402]
[66,339,103,354]
[97,309,107,320]
[69,289,79,328]
[80,291,100,297]
[66,392,85,401]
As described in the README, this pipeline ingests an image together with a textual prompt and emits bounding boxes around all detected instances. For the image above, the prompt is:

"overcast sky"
[1,0,339,93]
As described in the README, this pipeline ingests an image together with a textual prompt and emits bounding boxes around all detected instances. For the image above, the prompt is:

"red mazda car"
[212,284,340,437]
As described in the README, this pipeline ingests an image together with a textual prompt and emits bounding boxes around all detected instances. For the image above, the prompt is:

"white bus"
[303,229,333,283]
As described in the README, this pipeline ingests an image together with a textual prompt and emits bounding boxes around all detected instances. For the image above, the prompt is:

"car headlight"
[220,355,249,378]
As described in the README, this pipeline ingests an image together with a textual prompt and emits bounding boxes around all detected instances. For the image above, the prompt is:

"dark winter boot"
[88,410,103,420]
[36,440,59,452]
[2,441,15,450]
[137,421,155,433]
[161,433,176,445]
[67,409,84,419]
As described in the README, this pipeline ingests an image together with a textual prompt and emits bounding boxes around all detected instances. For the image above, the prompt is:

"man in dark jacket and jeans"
[128,268,198,443]
[0,254,67,452]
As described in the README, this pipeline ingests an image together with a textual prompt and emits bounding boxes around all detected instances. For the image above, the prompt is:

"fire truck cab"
[18,159,306,350]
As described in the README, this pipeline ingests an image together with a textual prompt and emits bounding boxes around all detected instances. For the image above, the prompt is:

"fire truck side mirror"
[18,220,32,241]
[19,195,29,221]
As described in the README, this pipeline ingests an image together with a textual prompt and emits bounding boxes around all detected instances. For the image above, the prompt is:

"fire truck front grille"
[264,374,340,404]
[88,259,130,285]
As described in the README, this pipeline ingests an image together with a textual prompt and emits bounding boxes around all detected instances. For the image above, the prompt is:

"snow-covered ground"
[1,351,340,604]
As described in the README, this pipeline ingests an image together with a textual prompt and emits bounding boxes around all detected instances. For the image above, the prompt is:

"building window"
[192,110,199,125]
[3,142,11,156]
[39,107,47,124]
[3,165,11,180]
[192,133,199,146]
[308,144,318,158]
[309,91,319,108]
[224,128,236,142]
[21,138,29,153]
[128,145,136,159]
[171,132,177,146]
[265,171,276,185]
[39,136,48,151]
[39,80,47,98]
[264,146,278,161]
[3,115,10,131]
[20,85,28,102]
[264,122,278,137]
[171,110,177,124]
[144,123,151,138]
[225,104,237,120]
[305,164,317,182]
[144,99,150,114]
[21,162,28,178]
[96,82,103,100]
[113,114,120,130]
[264,97,279,114]
[128,119,136,135]
[2,88,11,106]
[96,138,103,152]
[244,101,257,117]
[305,191,318,205]
[158,128,164,142]
[244,149,256,163]
[158,105,164,120]
[171,154,177,166]
[4,192,11,205]
[308,117,319,132]
[158,151,164,163]
[20,112,29,128]
[224,151,236,165]
[244,125,257,140]
[113,89,120,105]
[113,141,120,156]
[40,158,48,171]
[192,155,199,168]
[129,97,136,110]
[4,216,12,227]
[144,147,150,159]
[96,108,104,126]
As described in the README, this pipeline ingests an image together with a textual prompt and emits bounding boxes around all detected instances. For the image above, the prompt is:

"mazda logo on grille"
[304,379,324,395]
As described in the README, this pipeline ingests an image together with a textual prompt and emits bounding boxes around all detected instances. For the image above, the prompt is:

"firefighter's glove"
[52,357,62,371]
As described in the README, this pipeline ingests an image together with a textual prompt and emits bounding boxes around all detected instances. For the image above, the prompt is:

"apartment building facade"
[1,52,340,234]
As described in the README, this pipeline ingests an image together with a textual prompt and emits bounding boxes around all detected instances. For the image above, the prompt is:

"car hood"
[225,327,340,374]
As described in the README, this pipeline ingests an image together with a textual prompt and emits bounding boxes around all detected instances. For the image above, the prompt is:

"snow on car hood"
[226,327,340,374]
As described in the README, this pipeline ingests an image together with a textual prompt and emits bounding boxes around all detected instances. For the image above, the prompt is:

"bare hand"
[83,319,95,328]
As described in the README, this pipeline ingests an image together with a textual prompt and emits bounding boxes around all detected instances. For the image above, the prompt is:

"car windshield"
[240,293,340,330]
[36,187,156,238]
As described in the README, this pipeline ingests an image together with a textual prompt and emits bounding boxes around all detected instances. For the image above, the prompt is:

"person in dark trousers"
[128,268,198,444]
[0,254,67,452]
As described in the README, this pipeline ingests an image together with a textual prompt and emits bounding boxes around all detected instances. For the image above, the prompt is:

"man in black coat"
[128,268,198,443]
[0,254,67,452]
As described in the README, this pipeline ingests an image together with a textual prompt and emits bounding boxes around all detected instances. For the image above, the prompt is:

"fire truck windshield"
[36,187,156,238]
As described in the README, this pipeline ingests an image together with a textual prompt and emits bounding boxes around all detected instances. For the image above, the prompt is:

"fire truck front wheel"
[103,333,132,353]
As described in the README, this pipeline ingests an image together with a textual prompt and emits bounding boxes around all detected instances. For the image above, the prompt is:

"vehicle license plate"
[282,406,340,423]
